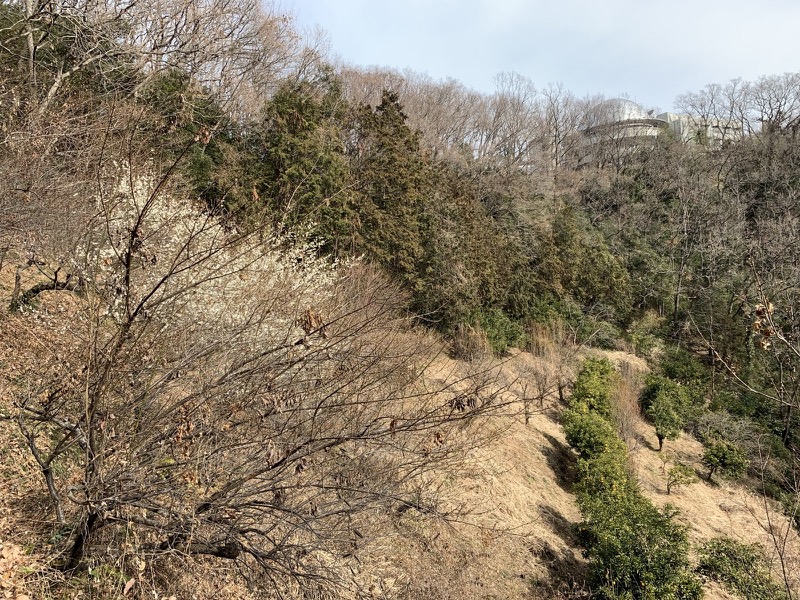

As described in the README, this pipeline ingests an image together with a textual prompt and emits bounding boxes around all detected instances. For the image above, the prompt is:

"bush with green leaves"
[702,440,749,481]
[579,494,702,600]
[564,359,701,599]
[571,357,617,418]
[525,294,623,349]
[697,537,788,600]
[659,346,709,385]
[563,408,627,460]
[626,310,665,357]
[666,462,698,495]
[475,308,525,355]
[576,450,633,499]
[640,375,693,451]
[648,398,683,450]
[709,388,762,419]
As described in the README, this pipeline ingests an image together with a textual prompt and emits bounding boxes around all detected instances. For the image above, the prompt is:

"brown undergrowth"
[1,257,798,599]
[0,256,587,598]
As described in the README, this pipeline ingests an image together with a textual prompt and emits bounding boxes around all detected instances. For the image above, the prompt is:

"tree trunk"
[11,266,21,307]
[781,404,793,445]
[24,0,37,94]
[63,511,101,573]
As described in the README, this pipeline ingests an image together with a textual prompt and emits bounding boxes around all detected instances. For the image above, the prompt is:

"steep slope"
[0,258,797,599]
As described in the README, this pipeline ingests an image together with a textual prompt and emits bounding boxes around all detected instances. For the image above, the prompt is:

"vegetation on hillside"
[2,0,800,597]
[565,359,701,600]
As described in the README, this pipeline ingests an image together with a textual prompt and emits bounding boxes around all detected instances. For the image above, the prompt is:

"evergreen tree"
[703,440,749,481]
[348,90,432,290]
[640,376,692,451]
[242,74,356,248]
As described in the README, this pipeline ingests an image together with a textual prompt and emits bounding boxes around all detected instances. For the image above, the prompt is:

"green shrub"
[564,408,627,460]
[697,537,788,600]
[666,463,698,495]
[659,346,708,385]
[640,375,692,451]
[563,359,701,600]
[581,317,624,350]
[576,451,633,500]
[571,357,616,418]
[709,388,759,418]
[702,440,749,481]
[525,295,622,349]
[627,310,665,357]
[476,308,525,355]
[580,494,702,600]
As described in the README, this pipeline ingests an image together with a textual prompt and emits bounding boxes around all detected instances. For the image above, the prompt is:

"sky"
[286,0,800,112]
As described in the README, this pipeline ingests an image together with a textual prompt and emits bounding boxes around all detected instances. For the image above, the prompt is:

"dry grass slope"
[1,258,798,599]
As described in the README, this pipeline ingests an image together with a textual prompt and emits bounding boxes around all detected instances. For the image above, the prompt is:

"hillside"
[1,256,797,598]
[3,2,800,598]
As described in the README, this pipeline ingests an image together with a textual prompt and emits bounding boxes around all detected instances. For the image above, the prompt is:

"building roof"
[603,98,646,121]
[594,98,667,125]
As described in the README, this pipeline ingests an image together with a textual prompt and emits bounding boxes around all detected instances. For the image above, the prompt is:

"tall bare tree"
[1,0,303,118]
[4,146,505,587]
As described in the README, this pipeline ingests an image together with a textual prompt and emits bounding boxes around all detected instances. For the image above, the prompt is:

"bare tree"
[338,65,487,164]
[676,73,800,145]
[2,129,505,592]
[535,83,591,179]
[675,79,751,143]
[485,72,538,169]
[1,0,303,119]
[749,441,800,600]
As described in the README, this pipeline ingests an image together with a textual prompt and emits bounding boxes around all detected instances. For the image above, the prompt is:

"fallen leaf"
[123,578,135,596]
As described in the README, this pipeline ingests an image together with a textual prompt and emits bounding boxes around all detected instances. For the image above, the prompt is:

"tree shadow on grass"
[538,504,577,546]
[541,432,578,491]
[637,432,658,452]
[544,406,564,426]
[529,538,589,599]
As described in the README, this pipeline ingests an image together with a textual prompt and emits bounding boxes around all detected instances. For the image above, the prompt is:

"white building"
[579,99,668,168]
[579,99,742,167]
[656,112,742,147]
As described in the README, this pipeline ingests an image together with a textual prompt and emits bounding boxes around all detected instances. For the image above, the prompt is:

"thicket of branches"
[0,2,508,595]
[4,161,502,586]
[4,0,800,596]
